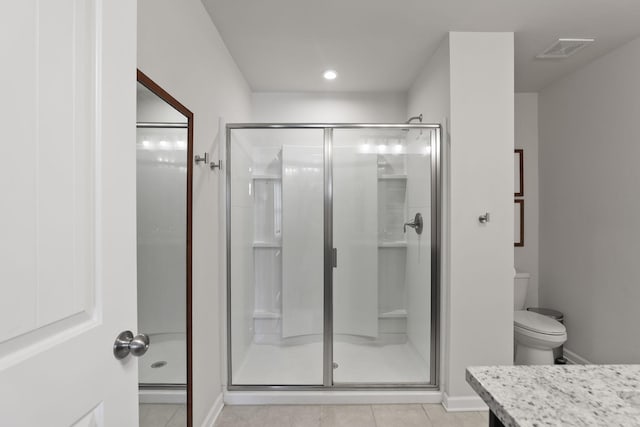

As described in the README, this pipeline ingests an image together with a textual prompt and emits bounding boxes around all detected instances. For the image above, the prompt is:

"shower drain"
[151,361,167,369]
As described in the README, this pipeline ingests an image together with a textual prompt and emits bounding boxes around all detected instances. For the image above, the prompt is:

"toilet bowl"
[514,310,567,365]
[513,271,567,365]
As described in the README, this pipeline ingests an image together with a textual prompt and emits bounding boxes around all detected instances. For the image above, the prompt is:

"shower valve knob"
[403,213,424,235]
[113,330,150,360]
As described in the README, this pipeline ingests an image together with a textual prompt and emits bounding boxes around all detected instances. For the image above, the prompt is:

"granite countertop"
[466,365,640,427]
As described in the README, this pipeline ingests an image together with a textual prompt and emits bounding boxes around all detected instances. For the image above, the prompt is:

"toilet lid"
[514,310,566,335]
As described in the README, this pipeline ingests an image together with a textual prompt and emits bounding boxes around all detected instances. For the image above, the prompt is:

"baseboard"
[442,392,488,412]
[201,393,224,427]
[138,388,186,404]
[224,390,442,405]
[564,349,592,365]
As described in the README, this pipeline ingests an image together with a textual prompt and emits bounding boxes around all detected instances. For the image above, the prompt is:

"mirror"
[136,71,192,427]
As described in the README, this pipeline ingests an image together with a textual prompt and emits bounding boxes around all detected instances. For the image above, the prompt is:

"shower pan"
[226,123,441,390]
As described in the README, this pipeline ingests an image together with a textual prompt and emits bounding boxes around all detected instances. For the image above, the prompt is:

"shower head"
[402,113,424,134]
[405,114,423,124]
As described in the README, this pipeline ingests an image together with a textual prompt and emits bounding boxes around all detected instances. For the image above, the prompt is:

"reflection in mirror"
[136,80,189,427]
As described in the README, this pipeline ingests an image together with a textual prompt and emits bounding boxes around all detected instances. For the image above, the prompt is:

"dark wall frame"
[515,149,524,197]
[515,199,524,247]
[136,69,194,427]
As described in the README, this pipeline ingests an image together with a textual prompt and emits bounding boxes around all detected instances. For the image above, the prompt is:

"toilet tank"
[514,272,530,310]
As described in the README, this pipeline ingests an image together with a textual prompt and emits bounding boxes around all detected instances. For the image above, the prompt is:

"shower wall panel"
[281,145,324,338]
[333,143,378,338]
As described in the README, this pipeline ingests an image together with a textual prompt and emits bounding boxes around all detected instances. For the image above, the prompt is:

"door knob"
[113,330,150,360]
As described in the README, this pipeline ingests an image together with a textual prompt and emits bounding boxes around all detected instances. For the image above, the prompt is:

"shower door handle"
[332,248,338,268]
[113,330,150,360]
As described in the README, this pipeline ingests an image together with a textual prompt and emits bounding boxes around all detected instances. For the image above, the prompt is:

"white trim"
[442,392,488,412]
[138,389,186,404]
[223,390,442,405]
[564,348,592,365]
[201,393,225,427]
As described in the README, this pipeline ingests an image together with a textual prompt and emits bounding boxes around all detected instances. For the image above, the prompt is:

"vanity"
[466,365,640,426]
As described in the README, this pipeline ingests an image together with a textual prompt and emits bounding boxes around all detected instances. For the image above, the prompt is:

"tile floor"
[139,404,186,427]
[214,404,488,427]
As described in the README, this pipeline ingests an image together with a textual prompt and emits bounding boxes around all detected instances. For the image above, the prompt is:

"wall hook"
[210,160,222,170]
[478,212,490,224]
[194,153,208,165]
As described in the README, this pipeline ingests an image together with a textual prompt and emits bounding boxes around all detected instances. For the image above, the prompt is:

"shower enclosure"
[227,123,440,389]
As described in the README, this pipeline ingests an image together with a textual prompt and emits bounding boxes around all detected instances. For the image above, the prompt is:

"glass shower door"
[227,124,440,389]
[228,128,325,386]
[331,127,435,385]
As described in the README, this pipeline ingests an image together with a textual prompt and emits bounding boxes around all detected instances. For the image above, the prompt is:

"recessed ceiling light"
[323,69,338,80]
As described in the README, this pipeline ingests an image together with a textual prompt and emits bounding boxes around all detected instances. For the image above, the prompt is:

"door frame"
[225,123,442,391]
[136,69,193,426]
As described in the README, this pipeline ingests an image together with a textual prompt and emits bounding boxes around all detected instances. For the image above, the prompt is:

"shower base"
[139,332,186,404]
[233,340,429,385]
[139,332,186,384]
[224,389,442,405]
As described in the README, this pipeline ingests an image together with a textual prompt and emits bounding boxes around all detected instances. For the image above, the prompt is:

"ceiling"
[202,0,640,92]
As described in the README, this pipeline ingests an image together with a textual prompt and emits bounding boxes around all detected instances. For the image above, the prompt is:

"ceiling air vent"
[536,38,595,59]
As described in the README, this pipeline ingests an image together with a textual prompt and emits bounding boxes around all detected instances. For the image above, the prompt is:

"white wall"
[409,32,514,405]
[539,36,640,364]
[514,93,539,308]
[137,82,187,123]
[252,92,407,123]
[448,31,515,401]
[137,0,252,423]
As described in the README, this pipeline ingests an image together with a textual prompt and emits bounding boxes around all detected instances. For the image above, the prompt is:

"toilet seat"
[514,310,565,336]
[514,324,567,347]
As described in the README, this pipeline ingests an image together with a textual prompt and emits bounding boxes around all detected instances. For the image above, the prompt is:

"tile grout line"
[370,404,380,427]
[165,405,179,427]
[164,405,185,427]
[420,403,432,422]
[421,403,441,426]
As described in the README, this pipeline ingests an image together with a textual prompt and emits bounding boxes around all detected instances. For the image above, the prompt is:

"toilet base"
[515,344,555,365]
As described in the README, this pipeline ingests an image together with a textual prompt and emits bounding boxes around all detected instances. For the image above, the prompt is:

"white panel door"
[0,1,138,426]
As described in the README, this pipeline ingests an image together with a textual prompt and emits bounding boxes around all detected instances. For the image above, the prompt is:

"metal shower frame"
[225,123,442,391]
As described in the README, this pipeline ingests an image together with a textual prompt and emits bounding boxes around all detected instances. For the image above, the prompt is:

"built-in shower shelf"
[378,241,407,248]
[379,309,408,318]
[252,241,281,248]
[253,310,281,319]
[252,174,281,180]
[378,174,407,180]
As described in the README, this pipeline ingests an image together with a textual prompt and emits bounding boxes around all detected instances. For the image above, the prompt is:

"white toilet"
[514,272,567,365]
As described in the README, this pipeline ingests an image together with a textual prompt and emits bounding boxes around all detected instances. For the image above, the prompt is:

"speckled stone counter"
[466,365,640,427]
